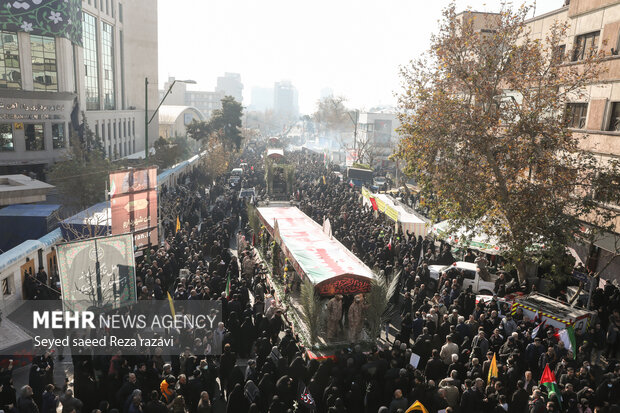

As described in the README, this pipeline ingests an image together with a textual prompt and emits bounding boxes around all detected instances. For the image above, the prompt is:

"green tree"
[48,112,112,209]
[187,96,244,151]
[186,119,212,143]
[151,136,194,170]
[396,3,620,282]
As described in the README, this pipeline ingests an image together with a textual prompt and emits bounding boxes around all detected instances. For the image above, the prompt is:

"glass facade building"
[101,21,115,110]
[0,31,21,89]
[31,35,58,92]
[83,12,100,110]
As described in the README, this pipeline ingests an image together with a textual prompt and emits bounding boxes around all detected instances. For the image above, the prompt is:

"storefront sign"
[0,102,65,111]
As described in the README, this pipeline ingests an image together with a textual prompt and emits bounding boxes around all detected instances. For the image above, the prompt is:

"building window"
[102,123,106,141]
[553,44,566,63]
[31,35,57,91]
[113,120,117,139]
[119,30,125,109]
[83,13,99,110]
[572,31,600,61]
[0,31,21,89]
[566,103,588,129]
[2,276,13,296]
[594,172,620,206]
[0,123,14,151]
[607,102,620,131]
[25,124,45,150]
[101,22,115,110]
[52,123,65,149]
[119,3,123,22]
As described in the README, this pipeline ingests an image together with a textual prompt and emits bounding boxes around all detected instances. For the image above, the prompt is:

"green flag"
[225,273,231,298]
[540,364,562,409]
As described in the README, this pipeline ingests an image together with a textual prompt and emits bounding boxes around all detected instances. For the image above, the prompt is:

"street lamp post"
[144,77,196,161]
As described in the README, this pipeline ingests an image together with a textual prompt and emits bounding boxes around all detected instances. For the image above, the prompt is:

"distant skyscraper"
[274,81,299,119]
[215,73,243,103]
[250,87,274,112]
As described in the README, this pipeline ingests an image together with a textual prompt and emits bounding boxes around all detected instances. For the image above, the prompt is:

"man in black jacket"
[509,380,529,413]
[424,350,446,383]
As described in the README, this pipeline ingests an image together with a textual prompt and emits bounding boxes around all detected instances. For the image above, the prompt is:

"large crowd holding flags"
[0,146,619,413]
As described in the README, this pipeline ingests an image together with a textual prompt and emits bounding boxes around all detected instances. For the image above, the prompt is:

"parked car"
[428,261,496,295]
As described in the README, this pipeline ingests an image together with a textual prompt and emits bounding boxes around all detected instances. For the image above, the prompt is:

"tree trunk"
[516,259,528,284]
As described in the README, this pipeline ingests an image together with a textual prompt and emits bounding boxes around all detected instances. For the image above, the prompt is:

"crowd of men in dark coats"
[0,148,619,413]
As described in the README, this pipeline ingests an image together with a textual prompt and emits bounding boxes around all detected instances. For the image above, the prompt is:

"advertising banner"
[57,233,137,311]
[374,119,392,144]
[110,167,158,248]
[385,205,399,222]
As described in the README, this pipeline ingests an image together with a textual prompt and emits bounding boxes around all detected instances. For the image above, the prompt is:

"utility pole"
[145,77,149,162]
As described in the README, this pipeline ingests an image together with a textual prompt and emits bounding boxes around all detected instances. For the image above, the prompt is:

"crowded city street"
[1,1,620,413]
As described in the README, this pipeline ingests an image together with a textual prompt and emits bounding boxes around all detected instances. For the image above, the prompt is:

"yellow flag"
[488,352,498,383]
[175,216,181,233]
[167,292,176,317]
[405,400,429,413]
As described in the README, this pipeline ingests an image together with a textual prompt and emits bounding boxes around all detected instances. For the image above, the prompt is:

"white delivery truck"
[510,293,595,334]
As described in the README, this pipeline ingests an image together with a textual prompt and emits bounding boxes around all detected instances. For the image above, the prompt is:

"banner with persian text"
[110,167,158,248]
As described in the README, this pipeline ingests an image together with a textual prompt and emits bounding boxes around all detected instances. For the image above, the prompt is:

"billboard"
[57,233,137,311]
[374,119,392,144]
[110,167,158,247]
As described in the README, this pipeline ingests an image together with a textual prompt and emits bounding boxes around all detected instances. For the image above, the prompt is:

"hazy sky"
[158,0,563,114]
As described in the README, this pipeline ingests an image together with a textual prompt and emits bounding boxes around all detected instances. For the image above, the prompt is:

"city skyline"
[158,0,561,114]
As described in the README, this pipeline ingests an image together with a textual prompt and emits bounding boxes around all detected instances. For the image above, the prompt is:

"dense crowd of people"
[1,147,619,413]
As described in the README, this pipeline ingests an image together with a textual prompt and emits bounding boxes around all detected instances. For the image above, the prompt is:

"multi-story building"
[273,80,299,120]
[0,0,158,174]
[185,90,224,120]
[524,0,620,280]
[159,76,230,122]
[216,72,243,103]
[356,110,401,169]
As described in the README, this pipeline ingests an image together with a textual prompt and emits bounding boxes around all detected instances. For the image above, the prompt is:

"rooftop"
[0,175,54,206]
